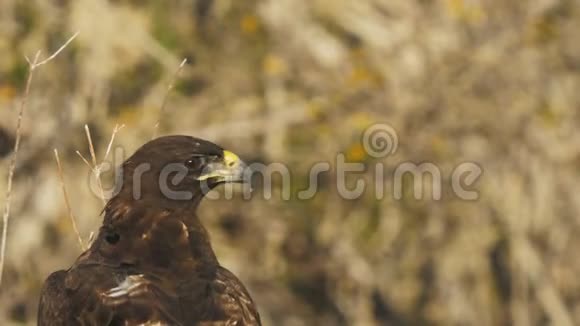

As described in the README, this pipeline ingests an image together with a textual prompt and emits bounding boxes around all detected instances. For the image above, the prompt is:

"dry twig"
[104,124,125,162]
[76,123,125,205]
[0,32,78,286]
[153,58,187,139]
[54,149,85,250]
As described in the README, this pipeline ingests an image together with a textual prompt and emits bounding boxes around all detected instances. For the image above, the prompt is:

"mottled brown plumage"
[38,136,261,325]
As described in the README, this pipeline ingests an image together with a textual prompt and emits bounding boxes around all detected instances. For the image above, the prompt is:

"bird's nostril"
[223,150,239,168]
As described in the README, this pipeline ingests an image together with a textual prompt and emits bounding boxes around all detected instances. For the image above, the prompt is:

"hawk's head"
[114,135,248,206]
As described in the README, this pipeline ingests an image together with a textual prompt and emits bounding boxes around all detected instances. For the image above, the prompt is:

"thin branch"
[0,32,78,286]
[54,149,85,251]
[77,124,125,205]
[83,125,106,204]
[87,231,96,247]
[24,51,41,67]
[103,124,125,162]
[75,150,92,169]
[153,58,187,139]
[0,51,36,287]
[34,32,79,68]
[84,125,98,168]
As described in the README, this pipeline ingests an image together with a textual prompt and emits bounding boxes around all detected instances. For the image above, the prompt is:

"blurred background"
[0,0,580,325]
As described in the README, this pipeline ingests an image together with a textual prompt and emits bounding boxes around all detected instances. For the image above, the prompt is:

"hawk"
[38,136,261,325]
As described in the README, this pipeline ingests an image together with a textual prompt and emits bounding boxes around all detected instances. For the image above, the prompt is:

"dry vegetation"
[0,0,579,325]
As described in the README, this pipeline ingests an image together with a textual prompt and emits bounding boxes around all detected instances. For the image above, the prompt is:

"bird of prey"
[38,136,261,326]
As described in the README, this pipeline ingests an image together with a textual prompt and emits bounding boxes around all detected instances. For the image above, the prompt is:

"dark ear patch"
[105,232,120,245]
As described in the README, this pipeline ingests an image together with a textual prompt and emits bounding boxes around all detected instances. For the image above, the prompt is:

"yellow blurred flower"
[0,85,17,102]
[346,143,368,162]
[430,135,449,157]
[241,14,260,35]
[527,18,559,45]
[318,124,331,135]
[116,106,143,126]
[263,54,288,77]
[446,0,486,24]
[347,65,383,88]
[350,112,373,130]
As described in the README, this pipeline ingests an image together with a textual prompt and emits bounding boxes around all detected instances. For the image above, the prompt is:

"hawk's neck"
[85,193,219,274]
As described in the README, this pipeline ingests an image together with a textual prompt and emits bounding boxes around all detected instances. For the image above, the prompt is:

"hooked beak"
[196,150,249,184]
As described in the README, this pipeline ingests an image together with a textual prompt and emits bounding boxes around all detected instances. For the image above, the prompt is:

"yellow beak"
[196,150,248,183]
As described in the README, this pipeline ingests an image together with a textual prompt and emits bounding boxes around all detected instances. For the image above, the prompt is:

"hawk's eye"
[185,156,207,170]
